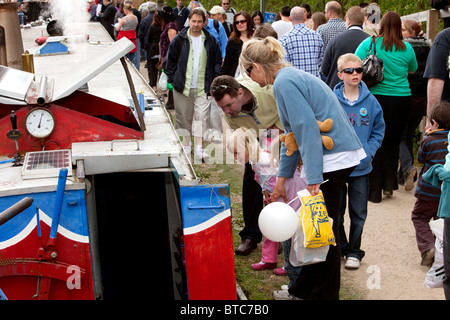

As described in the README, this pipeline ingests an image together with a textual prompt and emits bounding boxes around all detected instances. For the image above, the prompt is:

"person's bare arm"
[426,78,445,129]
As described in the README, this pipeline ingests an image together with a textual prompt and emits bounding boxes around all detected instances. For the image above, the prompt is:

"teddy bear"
[280,119,334,157]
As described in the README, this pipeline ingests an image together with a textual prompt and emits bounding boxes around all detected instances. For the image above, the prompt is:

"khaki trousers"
[173,88,211,139]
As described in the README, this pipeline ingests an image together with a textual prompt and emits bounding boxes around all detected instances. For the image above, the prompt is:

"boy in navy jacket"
[334,53,385,269]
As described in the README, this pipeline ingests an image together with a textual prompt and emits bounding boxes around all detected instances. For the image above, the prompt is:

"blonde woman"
[239,36,364,300]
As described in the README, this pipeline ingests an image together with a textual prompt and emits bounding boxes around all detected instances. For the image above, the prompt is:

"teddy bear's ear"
[317,119,333,133]
[280,135,286,142]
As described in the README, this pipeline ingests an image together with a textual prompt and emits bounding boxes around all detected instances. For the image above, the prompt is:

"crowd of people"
[93,0,450,300]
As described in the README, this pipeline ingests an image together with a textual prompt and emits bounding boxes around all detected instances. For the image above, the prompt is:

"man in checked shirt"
[280,6,324,78]
[317,1,346,52]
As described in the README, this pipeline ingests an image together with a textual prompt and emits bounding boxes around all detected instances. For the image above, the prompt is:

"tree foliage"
[162,0,432,17]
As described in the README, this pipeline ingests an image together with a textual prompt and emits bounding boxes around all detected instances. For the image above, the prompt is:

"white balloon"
[258,202,298,242]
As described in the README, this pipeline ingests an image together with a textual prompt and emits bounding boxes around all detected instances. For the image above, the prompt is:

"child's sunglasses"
[340,67,364,74]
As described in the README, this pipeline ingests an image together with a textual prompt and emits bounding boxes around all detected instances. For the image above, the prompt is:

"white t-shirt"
[271,20,293,39]
[190,34,202,88]
[299,148,366,179]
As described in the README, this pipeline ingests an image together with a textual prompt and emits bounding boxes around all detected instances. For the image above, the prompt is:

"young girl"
[227,128,306,280]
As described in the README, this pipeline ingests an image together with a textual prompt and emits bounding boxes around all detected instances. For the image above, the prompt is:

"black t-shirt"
[424,28,450,101]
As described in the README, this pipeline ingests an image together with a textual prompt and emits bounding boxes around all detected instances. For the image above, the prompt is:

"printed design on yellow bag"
[298,189,335,248]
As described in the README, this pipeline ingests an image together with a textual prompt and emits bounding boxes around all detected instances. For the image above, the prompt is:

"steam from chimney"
[46,0,91,35]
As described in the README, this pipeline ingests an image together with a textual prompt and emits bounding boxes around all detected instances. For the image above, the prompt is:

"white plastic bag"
[158,71,168,92]
[289,208,331,266]
[424,219,446,288]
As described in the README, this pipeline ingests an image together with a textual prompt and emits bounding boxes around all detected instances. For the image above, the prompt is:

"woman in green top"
[355,11,417,203]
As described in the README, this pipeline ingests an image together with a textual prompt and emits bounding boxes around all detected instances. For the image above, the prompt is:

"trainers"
[272,290,301,300]
[421,248,435,267]
[194,149,210,162]
[345,257,361,269]
[212,133,222,143]
[405,167,417,191]
[203,129,213,141]
[273,267,287,276]
[280,284,289,291]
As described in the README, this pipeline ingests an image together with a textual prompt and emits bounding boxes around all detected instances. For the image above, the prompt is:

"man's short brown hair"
[190,7,206,21]
[345,6,364,26]
[210,75,240,101]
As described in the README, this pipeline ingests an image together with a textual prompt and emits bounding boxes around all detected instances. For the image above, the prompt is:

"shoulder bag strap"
[372,36,377,55]
[368,36,379,56]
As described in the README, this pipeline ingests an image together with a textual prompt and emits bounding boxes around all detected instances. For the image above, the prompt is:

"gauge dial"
[25,107,55,139]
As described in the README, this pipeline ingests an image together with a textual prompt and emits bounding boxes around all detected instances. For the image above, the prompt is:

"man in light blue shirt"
[205,14,228,59]
[280,6,324,77]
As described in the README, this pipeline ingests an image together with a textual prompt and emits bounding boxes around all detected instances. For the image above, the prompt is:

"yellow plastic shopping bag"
[298,189,335,248]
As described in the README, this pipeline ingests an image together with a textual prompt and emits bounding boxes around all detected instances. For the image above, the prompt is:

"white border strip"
[0,214,36,250]
[0,209,89,249]
[183,209,231,235]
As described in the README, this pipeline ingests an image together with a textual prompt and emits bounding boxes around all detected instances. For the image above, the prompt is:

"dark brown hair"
[230,11,254,44]
[379,11,406,51]
[152,11,164,29]
[210,75,240,101]
[189,7,206,22]
[402,19,422,37]
[429,100,450,130]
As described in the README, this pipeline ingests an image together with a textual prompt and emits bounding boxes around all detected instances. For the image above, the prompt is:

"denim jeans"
[283,238,302,288]
[339,174,368,261]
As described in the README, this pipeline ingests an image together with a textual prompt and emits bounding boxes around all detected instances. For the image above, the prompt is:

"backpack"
[212,19,220,35]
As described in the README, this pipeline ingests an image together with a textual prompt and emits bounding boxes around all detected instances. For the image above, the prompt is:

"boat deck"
[0,22,197,196]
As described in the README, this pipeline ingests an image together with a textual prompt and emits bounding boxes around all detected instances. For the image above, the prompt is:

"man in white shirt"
[165,8,222,162]
[271,5,292,39]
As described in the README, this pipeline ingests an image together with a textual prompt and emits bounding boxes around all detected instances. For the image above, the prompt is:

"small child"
[227,128,306,278]
[334,53,385,269]
[422,112,450,299]
[412,101,450,267]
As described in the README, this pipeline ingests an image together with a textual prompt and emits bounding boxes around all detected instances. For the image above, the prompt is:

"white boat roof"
[0,22,197,196]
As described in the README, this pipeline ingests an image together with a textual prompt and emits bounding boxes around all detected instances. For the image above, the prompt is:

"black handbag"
[361,36,384,87]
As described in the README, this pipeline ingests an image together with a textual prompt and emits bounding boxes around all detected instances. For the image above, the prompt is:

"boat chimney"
[0,2,25,70]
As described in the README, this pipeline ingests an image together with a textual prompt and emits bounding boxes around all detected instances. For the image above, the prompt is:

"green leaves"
[164,0,432,20]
